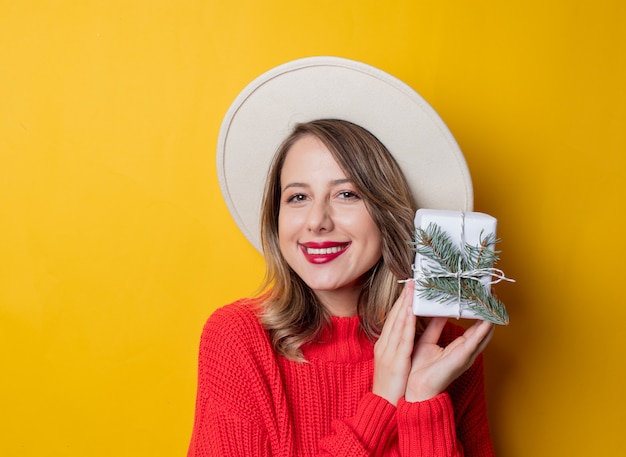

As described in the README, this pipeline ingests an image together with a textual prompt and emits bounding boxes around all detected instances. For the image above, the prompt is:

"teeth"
[306,245,347,255]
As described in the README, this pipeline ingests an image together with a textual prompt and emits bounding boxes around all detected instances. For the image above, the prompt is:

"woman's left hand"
[404,317,495,402]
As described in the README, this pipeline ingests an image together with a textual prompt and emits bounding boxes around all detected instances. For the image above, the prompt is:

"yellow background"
[1,1,624,455]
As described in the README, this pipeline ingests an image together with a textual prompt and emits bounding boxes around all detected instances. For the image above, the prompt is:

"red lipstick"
[300,241,350,264]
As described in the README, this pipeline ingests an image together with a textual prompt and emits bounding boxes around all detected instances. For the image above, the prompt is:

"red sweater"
[188,298,494,456]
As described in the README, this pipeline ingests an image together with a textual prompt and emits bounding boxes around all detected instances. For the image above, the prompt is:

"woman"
[188,58,495,456]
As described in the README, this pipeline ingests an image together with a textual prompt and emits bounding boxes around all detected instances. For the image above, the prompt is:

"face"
[278,135,383,313]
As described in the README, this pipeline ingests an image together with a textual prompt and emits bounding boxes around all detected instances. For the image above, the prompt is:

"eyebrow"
[281,178,352,193]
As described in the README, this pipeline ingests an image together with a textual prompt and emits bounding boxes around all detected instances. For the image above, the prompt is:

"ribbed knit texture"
[188,298,495,456]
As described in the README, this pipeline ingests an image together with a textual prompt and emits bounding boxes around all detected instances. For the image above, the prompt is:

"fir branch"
[412,223,510,325]
[412,224,463,273]
[465,231,500,270]
[459,279,509,325]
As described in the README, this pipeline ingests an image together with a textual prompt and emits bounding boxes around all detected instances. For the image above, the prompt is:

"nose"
[306,199,334,233]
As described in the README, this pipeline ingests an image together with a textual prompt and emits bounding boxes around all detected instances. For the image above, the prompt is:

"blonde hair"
[259,119,417,361]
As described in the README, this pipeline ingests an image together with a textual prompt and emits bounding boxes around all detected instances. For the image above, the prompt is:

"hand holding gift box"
[410,209,514,325]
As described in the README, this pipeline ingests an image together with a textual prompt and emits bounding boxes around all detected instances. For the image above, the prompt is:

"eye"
[337,190,360,200]
[285,193,307,204]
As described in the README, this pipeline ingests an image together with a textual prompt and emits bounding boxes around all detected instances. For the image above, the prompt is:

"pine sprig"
[411,223,510,325]
[412,224,463,273]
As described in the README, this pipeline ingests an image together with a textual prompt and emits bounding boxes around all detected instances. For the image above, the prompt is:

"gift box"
[411,209,511,325]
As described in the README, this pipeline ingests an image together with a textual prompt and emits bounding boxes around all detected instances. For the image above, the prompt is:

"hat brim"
[217,56,473,253]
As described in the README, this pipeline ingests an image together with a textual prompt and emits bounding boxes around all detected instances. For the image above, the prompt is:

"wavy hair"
[258,119,418,361]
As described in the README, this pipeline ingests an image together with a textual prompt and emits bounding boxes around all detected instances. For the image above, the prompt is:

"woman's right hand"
[373,281,494,406]
[372,281,416,406]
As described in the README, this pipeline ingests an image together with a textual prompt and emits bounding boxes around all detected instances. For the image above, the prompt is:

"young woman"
[188,58,496,456]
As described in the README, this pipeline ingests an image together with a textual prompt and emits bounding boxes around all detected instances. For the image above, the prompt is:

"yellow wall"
[1,1,624,455]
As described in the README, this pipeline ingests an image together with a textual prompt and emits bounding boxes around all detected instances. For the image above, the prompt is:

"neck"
[314,287,360,317]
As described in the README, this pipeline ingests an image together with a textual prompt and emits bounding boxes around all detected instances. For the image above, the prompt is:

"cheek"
[277,211,298,255]
[365,220,383,258]
[277,211,290,240]
[360,213,382,240]
[278,208,307,237]
[370,232,383,259]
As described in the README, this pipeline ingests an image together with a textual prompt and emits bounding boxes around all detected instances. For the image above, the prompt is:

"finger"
[385,282,411,323]
[378,281,413,345]
[450,320,495,366]
[389,282,416,351]
[464,320,494,348]
[393,281,413,316]
[472,322,495,356]
[399,290,417,349]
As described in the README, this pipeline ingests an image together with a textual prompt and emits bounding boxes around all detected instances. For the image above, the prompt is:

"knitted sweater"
[187,298,494,456]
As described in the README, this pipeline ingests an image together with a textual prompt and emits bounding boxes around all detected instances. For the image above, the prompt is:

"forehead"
[280,136,347,181]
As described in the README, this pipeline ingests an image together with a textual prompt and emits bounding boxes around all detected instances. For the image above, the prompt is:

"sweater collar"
[301,315,374,363]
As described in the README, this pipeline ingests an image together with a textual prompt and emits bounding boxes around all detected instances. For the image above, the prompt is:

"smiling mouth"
[305,245,348,255]
[300,242,350,264]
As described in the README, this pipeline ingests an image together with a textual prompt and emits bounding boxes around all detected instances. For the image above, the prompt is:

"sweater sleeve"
[447,353,495,457]
[317,393,398,456]
[396,393,463,456]
[187,303,275,457]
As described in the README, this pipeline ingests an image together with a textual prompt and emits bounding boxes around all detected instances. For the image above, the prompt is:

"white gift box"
[411,209,505,322]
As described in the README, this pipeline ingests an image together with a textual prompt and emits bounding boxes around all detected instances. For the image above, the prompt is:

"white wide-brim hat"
[217,56,473,253]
